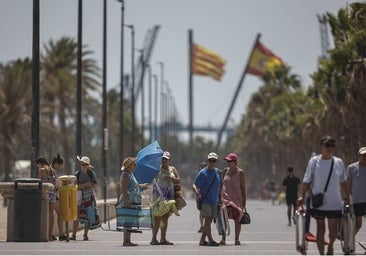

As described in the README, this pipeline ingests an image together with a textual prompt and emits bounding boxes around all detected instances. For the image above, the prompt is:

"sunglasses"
[324,143,336,148]
[227,160,235,163]
[81,163,89,166]
[208,159,217,163]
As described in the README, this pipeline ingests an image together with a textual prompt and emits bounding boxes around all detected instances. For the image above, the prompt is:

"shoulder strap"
[323,158,334,193]
[87,169,96,183]
[75,170,80,184]
[222,167,228,178]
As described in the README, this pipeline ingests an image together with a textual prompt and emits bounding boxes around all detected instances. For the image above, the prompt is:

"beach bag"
[79,202,101,230]
[174,183,187,210]
[116,207,152,229]
[175,196,187,210]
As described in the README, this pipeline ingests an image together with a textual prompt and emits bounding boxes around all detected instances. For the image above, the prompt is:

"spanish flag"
[192,44,226,81]
[247,41,283,76]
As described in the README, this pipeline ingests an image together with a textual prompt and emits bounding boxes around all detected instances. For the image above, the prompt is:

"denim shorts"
[48,192,57,203]
[311,208,342,219]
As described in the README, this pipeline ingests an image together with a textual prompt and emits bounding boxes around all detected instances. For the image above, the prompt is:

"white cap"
[163,151,171,160]
[207,152,218,160]
[358,147,366,155]
[77,156,94,168]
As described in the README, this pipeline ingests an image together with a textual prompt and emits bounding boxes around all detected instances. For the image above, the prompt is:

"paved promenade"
[1,197,366,255]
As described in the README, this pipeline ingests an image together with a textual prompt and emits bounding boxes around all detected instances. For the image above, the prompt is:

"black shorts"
[311,209,342,220]
[286,196,297,205]
[353,203,366,217]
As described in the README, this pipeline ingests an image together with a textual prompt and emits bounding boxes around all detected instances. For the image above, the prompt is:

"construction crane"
[317,14,330,61]
[134,25,160,100]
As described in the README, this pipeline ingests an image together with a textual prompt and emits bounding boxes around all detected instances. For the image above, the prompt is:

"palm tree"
[0,59,32,181]
[41,37,100,172]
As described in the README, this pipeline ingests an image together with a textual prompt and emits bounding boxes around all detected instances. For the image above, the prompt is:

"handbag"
[175,196,187,210]
[240,207,251,225]
[311,193,324,208]
[174,183,187,210]
[196,197,202,210]
[311,158,334,208]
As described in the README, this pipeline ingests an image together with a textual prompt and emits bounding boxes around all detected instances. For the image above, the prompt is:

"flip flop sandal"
[160,240,173,245]
[207,241,220,246]
[199,241,208,246]
[123,242,138,246]
[150,240,160,245]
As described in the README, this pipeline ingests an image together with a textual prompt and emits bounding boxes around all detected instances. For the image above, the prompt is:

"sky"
[0,0,356,141]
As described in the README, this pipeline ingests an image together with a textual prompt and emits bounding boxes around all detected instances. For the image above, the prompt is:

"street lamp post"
[102,0,108,223]
[153,74,159,141]
[76,0,83,170]
[147,65,153,142]
[31,0,40,178]
[125,24,135,154]
[116,0,124,165]
[137,49,145,144]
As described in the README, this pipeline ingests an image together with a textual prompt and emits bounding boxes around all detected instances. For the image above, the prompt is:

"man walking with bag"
[193,152,222,246]
[297,135,350,255]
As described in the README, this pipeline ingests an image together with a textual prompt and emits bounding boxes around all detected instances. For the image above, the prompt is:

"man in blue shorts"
[193,152,222,246]
[297,135,350,255]
[346,146,366,236]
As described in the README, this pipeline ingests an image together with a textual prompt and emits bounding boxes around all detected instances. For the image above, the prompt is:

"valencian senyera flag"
[192,44,226,81]
[247,41,283,76]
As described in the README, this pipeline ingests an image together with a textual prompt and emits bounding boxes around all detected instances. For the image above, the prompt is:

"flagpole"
[215,33,261,151]
[188,29,194,158]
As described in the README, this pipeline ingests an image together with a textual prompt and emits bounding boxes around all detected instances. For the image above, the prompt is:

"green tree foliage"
[229,2,366,198]
[0,59,32,181]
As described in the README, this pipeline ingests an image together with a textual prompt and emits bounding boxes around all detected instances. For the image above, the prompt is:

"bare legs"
[54,202,64,237]
[151,212,170,244]
[315,218,338,255]
[48,202,56,240]
[200,216,214,244]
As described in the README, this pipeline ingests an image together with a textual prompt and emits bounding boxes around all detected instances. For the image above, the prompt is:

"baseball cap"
[320,135,335,145]
[207,152,218,160]
[358,147,366,155]
[224,153,238,161]
[163,151,171,160]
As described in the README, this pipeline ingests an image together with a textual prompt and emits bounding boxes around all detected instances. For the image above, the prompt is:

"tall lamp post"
[116,0,124,166]
[76,0,83,163]
[125,24,135,154]
[153,74,159,141]
[102,0,108,223]
[137,49,145,144]
[147,64,153,142]
[31,0,40,178]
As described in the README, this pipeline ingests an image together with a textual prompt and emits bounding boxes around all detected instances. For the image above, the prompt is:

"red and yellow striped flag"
[192,44,226,81]
[247,41,283,76]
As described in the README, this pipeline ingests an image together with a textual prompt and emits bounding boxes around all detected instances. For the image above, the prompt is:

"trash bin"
[13,178,42,242]
[58,175,77,221]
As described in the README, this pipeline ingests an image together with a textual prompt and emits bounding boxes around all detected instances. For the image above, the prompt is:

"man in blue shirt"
[193,152,222,246]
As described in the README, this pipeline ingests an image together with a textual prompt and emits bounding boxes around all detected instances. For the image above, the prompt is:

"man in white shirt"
[297,135,350,255]
[346,147,366,235]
